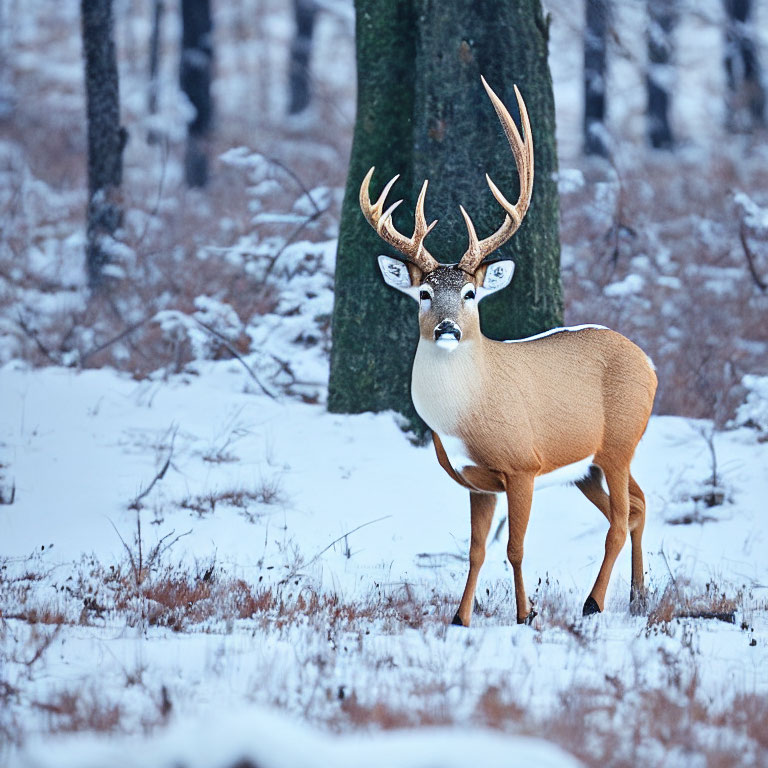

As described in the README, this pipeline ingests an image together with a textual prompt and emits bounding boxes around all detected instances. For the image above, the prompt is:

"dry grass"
[647,579,740,628]
[178,480,285,522]
[31,688,123,735]
[3,555,767,764]
[2,553,455,635]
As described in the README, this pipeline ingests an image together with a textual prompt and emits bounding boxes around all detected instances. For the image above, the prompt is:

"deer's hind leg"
[628,473,647,615]
[452,491,496,627]
[577,465,647,615]
[583,459,630,616]
[575,465,610,521]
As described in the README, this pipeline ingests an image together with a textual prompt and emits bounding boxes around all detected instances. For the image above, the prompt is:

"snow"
[2,362,768,765]
[15,706,581,768]
[503,324,609,342]
[3,0,768,764]
[602,274,645,298]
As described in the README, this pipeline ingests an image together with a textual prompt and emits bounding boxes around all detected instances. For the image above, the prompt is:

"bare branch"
[193,319,277,399]
[738,221,767,292]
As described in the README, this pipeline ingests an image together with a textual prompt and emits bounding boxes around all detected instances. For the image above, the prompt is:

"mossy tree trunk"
[327,0,421,428]
[412,0,562,342]
[328,0,562,433]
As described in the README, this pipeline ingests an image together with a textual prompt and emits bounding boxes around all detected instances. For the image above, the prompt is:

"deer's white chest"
[411,339,479,437]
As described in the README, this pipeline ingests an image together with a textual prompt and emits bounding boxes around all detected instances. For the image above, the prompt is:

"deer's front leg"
[504,472,536,625]
[452,491,496,627]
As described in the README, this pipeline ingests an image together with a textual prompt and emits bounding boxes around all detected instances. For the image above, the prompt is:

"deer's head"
[360,78,533,351]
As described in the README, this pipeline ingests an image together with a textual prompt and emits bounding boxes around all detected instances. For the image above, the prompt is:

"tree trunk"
[81,0,125,290]
[646,0,675,149]
[180,0,213,187]
[584,0,608,156]
[328,0,562,434]
[288,0,317,114]
[412,0,561,343]
[724,0,765,131]
[328,0,419,427]
[148,0,163,117]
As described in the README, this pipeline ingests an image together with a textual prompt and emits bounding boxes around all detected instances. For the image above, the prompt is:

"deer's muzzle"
[434,320,462,349]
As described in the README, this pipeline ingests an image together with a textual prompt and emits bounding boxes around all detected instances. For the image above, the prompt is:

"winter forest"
[1,0,768,765]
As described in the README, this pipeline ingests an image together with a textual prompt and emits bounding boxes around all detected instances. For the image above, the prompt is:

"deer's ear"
[377,255,421,301]
[477,260,515,300]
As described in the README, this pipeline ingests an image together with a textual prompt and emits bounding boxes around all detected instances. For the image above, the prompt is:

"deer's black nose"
[434,320,462,342]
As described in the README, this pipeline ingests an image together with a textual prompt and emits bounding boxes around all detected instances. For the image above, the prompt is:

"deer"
[360,77,657,627]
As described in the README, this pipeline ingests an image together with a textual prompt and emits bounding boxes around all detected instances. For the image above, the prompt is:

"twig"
[24,626,61,668]
[16,313,61,365]
[738,221,767,292]
[193,318,277,399]
[675,608,736,624]
[128,427,177,510]
[304,516,392,569]
[146,528,192,571]
[79,314,155,366]
[261,205,326,280]
[265,155,322,216]
[109,519,139,583]
[659,544,684,605]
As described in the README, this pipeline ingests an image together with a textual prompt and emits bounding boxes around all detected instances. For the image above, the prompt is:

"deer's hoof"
[517,609,538,626]
[582,596,602,616]
[451,614,465,627]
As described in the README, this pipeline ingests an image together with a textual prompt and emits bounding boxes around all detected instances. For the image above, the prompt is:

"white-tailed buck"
[361,78,657,625]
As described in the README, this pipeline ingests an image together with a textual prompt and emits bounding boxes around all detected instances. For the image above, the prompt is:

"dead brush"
[339,690,450,730]
[646,578,739,628]
[31,687,123,735]
[560,150,768,423]
[528,575,590,643]
[178,479,284,522]
[102,560,276,631]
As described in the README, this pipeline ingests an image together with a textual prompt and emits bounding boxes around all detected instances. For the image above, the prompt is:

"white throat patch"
[435,337,459,352]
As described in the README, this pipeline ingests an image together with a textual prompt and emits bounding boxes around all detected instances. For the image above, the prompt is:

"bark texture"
[329,0,562,433]
[584,0,608,156]
[180,0,213,186]
[328,0,420,426]
[288,0,317,114]
[412,0,562,342]
[81,0,124,289]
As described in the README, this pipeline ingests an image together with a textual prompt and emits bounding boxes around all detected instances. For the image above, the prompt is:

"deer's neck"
[411,337,487,436]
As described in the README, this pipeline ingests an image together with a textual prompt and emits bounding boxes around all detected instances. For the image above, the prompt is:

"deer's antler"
[458,78,534,274]
[359,168,440,274]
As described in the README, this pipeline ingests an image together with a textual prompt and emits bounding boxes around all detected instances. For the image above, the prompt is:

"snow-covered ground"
[2,357,768,766]
[2,0,768,765]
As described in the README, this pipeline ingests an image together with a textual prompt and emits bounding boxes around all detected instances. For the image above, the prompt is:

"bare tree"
[646,0,676,149]
[724,0,765,131]
[81,0,125,289]
[148,0,163,119]
[288,0,317,114]
[584,0,609,156]
[180,0,213,186]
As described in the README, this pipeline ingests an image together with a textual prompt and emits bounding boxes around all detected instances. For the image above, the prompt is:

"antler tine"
[458,79,535,273]
[359,167,439,273]
[459,205,481,264]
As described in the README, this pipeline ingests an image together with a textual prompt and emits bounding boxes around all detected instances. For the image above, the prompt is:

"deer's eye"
[464,289,475,301]
[419,290,431,302]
